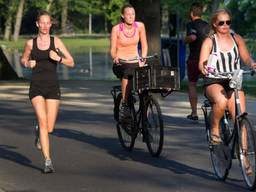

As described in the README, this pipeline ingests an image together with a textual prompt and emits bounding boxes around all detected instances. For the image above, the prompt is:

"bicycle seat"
[112,85,121,91]
[203,99,212,107]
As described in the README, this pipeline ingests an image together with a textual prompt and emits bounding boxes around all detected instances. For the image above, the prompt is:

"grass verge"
[180,79,256,98]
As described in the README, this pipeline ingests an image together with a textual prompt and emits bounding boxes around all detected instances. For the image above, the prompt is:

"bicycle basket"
[133,65,180,92]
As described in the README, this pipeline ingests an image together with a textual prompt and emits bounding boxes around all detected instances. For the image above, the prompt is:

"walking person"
[184,2,210,121]
[110,3,148,120]
[21,10,74,173]
[199,8,256,174]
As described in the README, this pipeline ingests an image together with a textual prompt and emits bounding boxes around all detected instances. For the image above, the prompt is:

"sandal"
[187,114,198,121]
[242,149,253,176]
[210,134,222,145]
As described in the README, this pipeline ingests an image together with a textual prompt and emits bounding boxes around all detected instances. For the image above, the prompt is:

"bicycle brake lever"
[251,69,256,76]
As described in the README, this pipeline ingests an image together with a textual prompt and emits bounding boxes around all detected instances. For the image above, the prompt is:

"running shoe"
[43,159,55,174]
[34,125,41,150]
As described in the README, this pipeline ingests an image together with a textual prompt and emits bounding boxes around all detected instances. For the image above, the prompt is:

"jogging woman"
[21,11,74,173]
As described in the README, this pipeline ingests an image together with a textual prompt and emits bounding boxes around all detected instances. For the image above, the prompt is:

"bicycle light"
[229,69,243,89]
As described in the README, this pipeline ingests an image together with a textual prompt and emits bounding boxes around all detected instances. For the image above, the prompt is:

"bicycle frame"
[202,69,255,158]
[201,82,248,156]
[134,90,151,135]
[111,85,149,135]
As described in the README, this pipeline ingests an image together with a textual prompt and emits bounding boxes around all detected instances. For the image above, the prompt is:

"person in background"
[184,2,210,121]
[20,10,74,173]
[110,3,148,121]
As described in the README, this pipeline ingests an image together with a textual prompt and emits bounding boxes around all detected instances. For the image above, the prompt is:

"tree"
[69,0,104,33]
[61,0,68,34]
[13,0,25,41]
[46,0,54,11]
[3,1,17,40]
[227,0,256,36]
[105,0,125,25]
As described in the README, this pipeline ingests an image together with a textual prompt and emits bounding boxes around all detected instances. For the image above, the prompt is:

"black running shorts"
[29,81,61,100]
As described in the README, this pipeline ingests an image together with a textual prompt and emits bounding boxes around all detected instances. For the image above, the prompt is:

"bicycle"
[201,68,256,190]
[111,55,179,157]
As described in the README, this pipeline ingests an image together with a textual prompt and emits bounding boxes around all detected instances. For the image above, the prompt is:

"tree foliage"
[0,0,255,38]
[105,0,126,25]
[227,0,256,36]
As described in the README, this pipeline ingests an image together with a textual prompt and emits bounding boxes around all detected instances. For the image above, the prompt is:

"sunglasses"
[218,20,231,26]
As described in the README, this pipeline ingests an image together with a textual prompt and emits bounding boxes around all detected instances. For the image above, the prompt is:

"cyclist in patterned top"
[199,9,256,140]
[110,4,148,121]
[21,10,74,173]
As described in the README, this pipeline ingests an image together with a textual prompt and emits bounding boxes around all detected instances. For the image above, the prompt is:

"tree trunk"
[3,15,12,40]
[61,0,68,34]
[46,0,53,12]
[13,0,25,42]
[211,0,223,12]
[89,13,92,35]
[104,16,108,33]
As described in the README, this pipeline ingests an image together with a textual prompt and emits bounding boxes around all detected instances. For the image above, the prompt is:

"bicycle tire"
[208,112,230,181]
[115,93,136,151]
[143,95,164,157]
[238,117,256,190]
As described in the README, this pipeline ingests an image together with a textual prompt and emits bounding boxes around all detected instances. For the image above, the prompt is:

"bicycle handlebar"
[208,68,256,78]
[208,69,256,89]
[119,54,158,62]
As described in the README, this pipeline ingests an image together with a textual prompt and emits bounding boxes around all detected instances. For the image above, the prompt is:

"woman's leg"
[31,96,50,160]
[227,90,248,149]
[227,90,246,120]
[46,99,60,133]
[122,78,129,102]
[227,90,252,174]
[205,83,228,141]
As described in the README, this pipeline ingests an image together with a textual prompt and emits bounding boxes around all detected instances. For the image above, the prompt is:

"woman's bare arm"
[234,34,256,69]
[51,36,74,68]
[20,39,33,67]
[199,37,212,75]
[138,22,148,58]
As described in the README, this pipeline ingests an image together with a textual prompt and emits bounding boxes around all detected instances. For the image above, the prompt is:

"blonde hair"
[210,8,232,34]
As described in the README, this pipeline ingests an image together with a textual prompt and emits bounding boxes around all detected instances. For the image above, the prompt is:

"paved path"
[0,80,255,192]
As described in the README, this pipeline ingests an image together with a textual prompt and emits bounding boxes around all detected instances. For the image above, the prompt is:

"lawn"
[180,79,256,98]
[0,37,110,53]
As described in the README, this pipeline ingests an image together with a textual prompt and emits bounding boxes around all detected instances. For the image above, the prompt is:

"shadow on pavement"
[0,145,41,171]
[52,127,245,190]
[52,128,222,182]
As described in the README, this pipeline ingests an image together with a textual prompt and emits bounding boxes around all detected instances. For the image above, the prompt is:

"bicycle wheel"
[209,112,230,181]
[115,93,136,151]
[238,117,256,190]
[143,95,163,157]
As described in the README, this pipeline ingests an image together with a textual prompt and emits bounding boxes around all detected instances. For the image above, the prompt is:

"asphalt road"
[0,80,255,192]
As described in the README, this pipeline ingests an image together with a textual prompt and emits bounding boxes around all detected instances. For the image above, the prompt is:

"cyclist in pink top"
[110,4,148,121]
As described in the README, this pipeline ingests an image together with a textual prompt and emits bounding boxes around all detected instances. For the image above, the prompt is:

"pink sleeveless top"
[116,22,140,61]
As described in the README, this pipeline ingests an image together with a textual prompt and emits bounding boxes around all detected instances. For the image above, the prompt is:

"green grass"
[245,39,256,57]
[180,79,256,98]
[0,37,110,53]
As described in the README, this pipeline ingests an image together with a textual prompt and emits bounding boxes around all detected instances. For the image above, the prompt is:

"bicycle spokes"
[144,96,163,157]
[238,117,256,190]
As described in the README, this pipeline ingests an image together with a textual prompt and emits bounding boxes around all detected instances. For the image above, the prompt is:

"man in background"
[184,2,210,121]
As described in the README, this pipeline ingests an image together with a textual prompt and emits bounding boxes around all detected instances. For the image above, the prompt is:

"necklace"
[121,23,137,38]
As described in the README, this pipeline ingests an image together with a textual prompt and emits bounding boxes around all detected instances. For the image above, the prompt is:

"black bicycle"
[201,69,256,190]
[111,55,178,157]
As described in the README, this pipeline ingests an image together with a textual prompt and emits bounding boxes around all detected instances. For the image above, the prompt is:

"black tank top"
[30,36,58,81]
